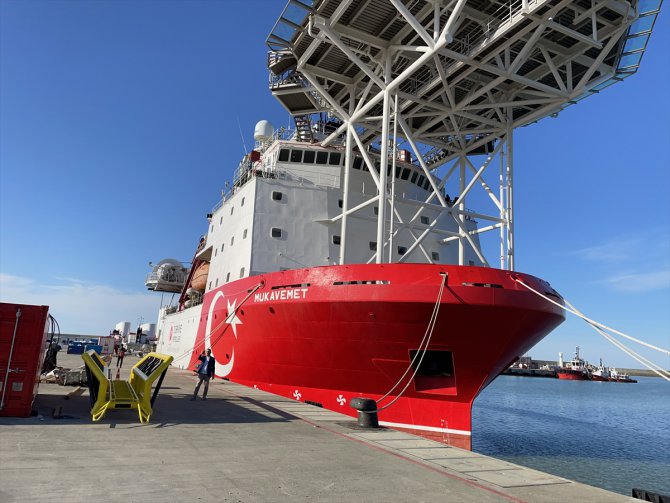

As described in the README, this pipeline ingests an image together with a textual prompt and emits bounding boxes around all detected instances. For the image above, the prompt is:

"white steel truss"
[267,0,662,270]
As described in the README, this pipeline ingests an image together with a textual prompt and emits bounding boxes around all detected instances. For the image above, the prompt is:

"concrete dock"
[0,353,638,502]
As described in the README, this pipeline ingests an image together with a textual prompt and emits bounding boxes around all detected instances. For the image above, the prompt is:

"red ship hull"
[173,263,563,449]
[556,370,590,380]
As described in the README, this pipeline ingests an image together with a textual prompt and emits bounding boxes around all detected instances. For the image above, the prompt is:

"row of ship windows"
[213,227,287,256]
[209,268,246,291]
[331,235,440,260]
[212,227,439,260]
[213,193,285,232]
[278,148,433,191]
[338,200,433,224]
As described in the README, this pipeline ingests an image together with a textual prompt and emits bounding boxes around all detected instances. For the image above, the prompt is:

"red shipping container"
[0,303,49,417]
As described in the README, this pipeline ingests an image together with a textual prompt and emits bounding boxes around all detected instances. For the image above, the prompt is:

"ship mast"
[267,0,661,270]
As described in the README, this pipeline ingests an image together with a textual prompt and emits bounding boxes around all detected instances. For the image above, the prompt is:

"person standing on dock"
[116,346,126,368]
[191,348,215,401]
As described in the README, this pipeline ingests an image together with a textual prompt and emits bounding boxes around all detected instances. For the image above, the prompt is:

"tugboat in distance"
[589,358,611,382]
[609,368,638,383]
[556,347,591,381]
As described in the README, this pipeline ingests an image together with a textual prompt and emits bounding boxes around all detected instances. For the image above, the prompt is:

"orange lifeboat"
[190,262,209,291]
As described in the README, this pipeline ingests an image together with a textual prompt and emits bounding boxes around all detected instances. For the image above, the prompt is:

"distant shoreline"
[624,368,668,378]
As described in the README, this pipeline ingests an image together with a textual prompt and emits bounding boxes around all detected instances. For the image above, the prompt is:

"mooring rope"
[512,277,670,382]
[374,273,448,412]
[168,281,264,366]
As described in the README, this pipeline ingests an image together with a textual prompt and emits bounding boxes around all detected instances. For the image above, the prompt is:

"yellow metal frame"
[81,350,174,423]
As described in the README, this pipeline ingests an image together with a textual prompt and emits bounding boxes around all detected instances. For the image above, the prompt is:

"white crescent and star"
[206,291,243,377]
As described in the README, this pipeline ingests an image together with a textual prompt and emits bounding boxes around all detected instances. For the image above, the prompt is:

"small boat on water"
[556,350,638,383]
[589,359,611,382]
[556,347,591,381]
[608,368,638,383]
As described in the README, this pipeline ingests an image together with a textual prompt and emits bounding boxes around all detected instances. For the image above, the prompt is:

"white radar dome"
[254,120,274,141]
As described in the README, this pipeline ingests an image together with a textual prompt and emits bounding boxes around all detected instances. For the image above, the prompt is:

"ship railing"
[213,160,338,213]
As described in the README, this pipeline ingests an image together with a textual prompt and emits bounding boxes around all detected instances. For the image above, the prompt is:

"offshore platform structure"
[266,0,661,270]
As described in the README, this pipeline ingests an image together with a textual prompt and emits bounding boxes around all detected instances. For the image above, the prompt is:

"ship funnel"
[254,120,274,141]
[558,352,564,367]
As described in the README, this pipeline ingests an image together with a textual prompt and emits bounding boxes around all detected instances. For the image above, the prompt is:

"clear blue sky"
[1,1,668,369]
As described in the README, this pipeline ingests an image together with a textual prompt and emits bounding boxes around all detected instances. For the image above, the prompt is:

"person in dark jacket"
[116,346,126,368]
[191,348,215,400]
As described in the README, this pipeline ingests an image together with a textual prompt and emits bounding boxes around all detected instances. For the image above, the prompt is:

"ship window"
[432,252,440,261]
[416,174,425,187]
[210,225,214,233]
[290,149,303,163]
[220,216,223,224]
[423,178,431,190]
[338,199,343,208]
[401,168,411,180]
[278,149,289,162]
[226,272,230,282]
[420,216,429,225]
[230,206,234,215]
[215,278,219,287]
[241,197,245,206]
[208,281,212,290]
[230,236,234,246]
[469,260,475,266]
[280,267,290,271]
[410,171,418,183]
[243,229,248,239]
[369,241,377,251]
[271,228,282,238]
[329,152,341,165]
[215,248,217,257]
[373,206,378,215]
[409,350,454,377]
[387,164,392,176]
[303,150,315,163]
[353,157,363,170]
[316,152,328,164]
[272,191,284,201]
[395,166,402,178]
[332,235,341,245]
[398,246,407,255]
[240,267,245,278]
[221,244,224,252]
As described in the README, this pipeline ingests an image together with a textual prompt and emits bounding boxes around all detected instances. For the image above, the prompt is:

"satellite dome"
[254,120,274,141]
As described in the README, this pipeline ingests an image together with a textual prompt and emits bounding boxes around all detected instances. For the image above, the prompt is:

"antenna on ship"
[237,116,248,155]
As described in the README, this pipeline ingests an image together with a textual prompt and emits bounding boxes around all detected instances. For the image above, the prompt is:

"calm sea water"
[472,375,670,496]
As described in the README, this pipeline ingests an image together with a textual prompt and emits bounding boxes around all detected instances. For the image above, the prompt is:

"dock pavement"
[0,353,638,503]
